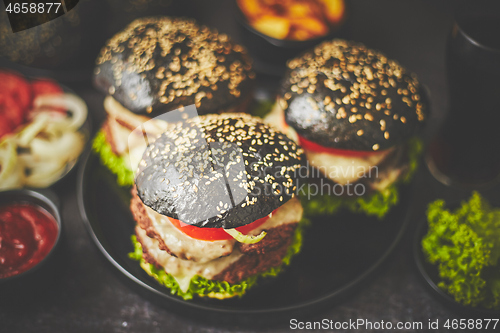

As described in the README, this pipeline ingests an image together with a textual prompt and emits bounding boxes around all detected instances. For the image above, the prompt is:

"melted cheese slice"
[249,196,303,234]
[371,164,403,191]
[145,205,237,263]
[305,150,391,185]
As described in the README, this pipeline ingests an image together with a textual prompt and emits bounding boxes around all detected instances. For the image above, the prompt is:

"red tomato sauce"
[0,203,58,279]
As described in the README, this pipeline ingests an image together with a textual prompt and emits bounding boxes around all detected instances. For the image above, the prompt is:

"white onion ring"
[30,131,84,162]
[0,138,23,190]
[17,113,50,147]
[0,92,87,189]
[33,93,88,130]
[22,159,67,188]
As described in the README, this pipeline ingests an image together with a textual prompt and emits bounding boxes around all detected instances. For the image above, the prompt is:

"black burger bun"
[136,113,305,229]
[280,39,429,152]
[135,113,305,229]
[94,17,255,116]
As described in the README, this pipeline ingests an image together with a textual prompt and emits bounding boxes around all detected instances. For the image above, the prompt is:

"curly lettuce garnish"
[92,130,134,187]
[300,137,422,219]
[129,217,309,300]
[402,136,423,183]
[422,192,500,309]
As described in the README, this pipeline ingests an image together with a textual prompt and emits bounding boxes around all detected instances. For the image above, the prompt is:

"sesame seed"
[279,39,427,150]
[96,17,254,113]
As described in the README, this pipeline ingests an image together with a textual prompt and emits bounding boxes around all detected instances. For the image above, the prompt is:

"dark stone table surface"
[1,0,499,332]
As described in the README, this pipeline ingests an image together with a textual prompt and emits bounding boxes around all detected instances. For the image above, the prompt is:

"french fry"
[253,15,291,40]
[289,29,314,41]
[289,3,313,18]
[237,0,264,21]
[319,0,345,24]
[292,17,328,37]
[238,0,345,40]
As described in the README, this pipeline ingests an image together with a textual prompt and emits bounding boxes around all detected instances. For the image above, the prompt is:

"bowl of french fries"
[235,0,349,66]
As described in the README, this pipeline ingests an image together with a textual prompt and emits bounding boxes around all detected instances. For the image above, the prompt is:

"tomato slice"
[31,79,63,97]
[297,133,385,157]
[168,209,277,241]
[0,71,32,111]
[31,79,65,114]
[0,73,64,139]
[0,94,25,130]
[0,120,14,140]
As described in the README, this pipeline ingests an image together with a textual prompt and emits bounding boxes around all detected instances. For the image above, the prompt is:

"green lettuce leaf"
[129,217,310,300]
[422,192,500,309]
[300,183,399,219]
[251,100,275,118]
[402,136,423,183]
[300,137,423,219]
[92,130,134,187]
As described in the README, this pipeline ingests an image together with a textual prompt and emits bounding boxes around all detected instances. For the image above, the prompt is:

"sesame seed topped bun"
[94,17,255,116]
[135,113,305,229]
[280,39,428,151]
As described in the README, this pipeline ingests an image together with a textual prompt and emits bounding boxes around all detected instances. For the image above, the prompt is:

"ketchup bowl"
[0,189,61,289]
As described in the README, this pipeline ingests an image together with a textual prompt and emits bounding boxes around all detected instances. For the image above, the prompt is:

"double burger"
[129,113,306,299]
[266,39,428,217]
[92,17,255,186]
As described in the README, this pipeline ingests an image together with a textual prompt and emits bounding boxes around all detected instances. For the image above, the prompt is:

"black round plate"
[413,217,500,317]
[77,150,412,325]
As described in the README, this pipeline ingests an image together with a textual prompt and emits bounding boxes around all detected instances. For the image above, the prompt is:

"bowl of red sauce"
[0,189,61,284]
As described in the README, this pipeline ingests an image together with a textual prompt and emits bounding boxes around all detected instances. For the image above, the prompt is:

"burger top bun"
[280,39,429,152]
[135,113,305,229]
[94,17,255,116]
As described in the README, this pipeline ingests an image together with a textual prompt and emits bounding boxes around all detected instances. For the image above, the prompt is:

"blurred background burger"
[266,39,429,218]
[92,16,256,186]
